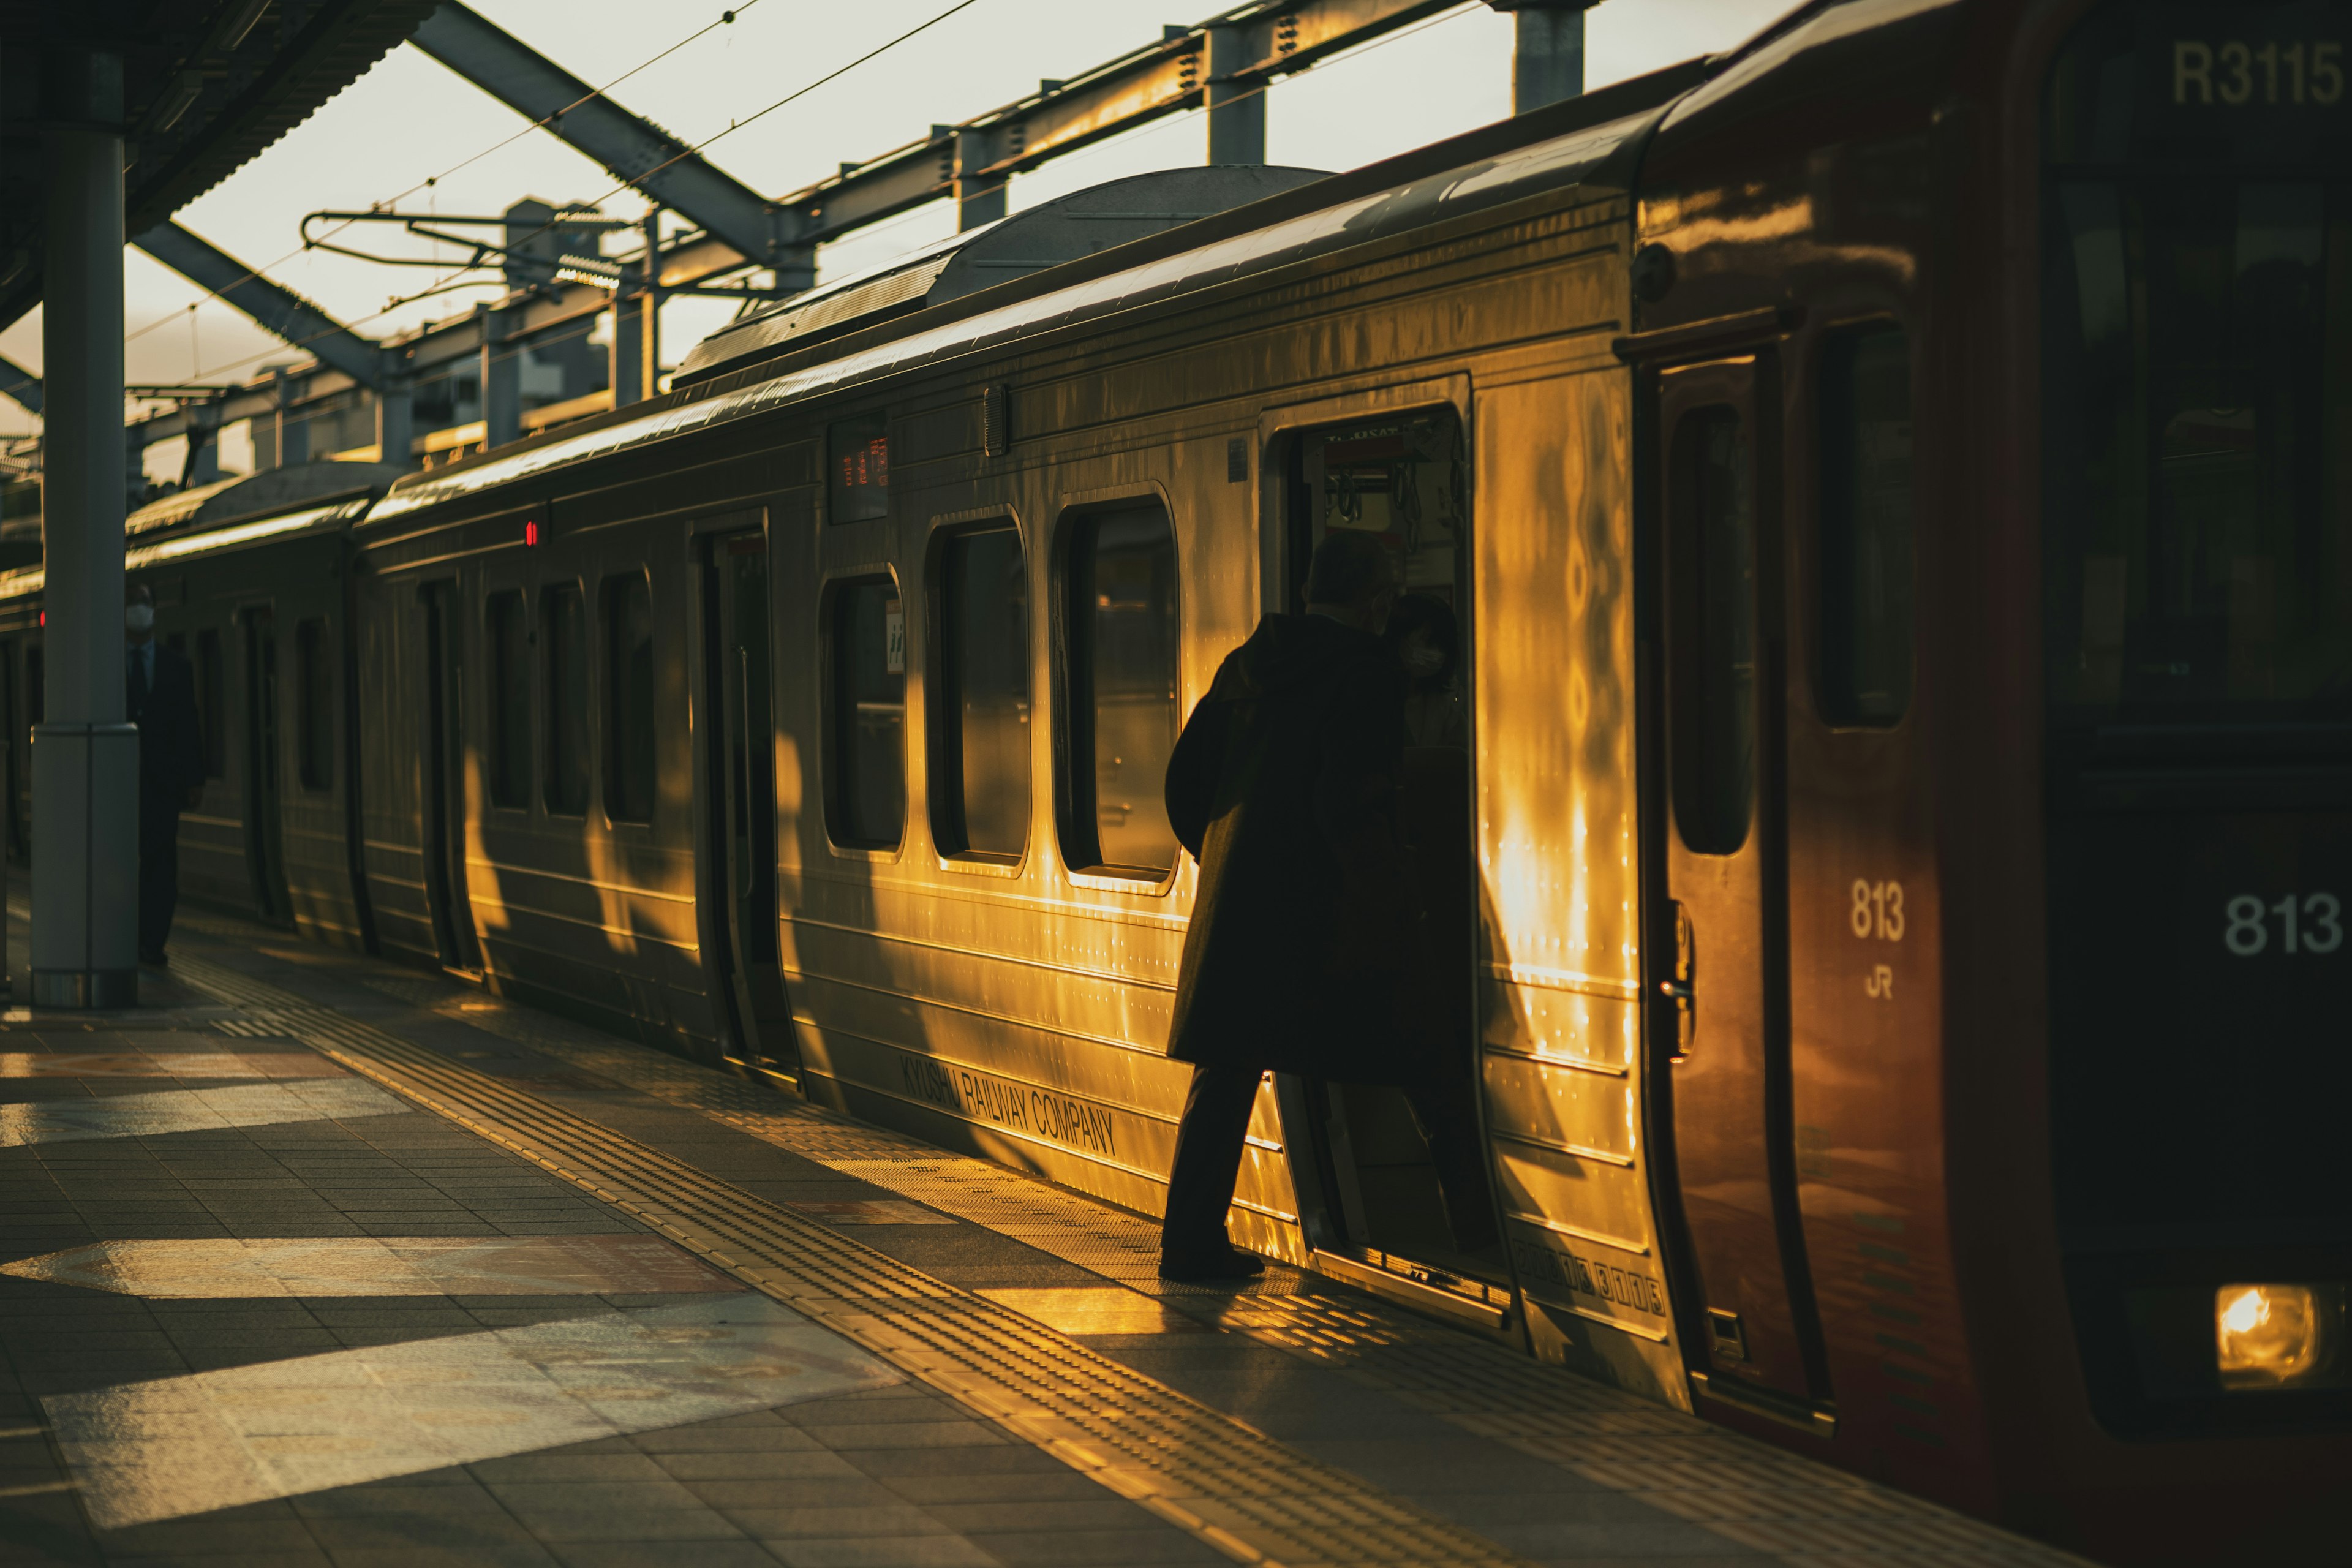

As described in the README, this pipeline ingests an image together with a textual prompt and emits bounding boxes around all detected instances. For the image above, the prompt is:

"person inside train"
[126,583,205,967]
[1385,592,1467,750]
[1158,530,1493,1280]
[1384,590,1498,1258]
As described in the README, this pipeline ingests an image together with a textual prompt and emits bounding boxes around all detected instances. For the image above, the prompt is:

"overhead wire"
[809,1,1485,284]
[149,0,1498,404]
[167,0,995,390]
[119,2,770,355]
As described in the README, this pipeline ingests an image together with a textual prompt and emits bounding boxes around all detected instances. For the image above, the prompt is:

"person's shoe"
[1157,1246,1267,1283]
[138,947,168,967]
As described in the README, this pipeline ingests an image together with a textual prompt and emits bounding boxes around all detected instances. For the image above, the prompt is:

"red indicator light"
[524,519,540,547]
[37,611,44,627]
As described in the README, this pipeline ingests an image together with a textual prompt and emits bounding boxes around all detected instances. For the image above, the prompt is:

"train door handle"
[1662,899,1696,1061]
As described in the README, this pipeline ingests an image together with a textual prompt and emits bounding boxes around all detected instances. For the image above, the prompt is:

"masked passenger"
[1158,530,1493,1280]
[1385,592,1467,750]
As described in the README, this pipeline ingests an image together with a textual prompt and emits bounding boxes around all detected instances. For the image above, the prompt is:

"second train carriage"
[15,0,2346,1559]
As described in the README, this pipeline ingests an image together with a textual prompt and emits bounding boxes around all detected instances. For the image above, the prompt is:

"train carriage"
[21,0,2345,1559]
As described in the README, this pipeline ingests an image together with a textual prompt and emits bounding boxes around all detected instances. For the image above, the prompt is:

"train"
[3,0,2342,1559]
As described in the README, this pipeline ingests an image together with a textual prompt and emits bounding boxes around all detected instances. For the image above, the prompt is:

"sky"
[0,0,1791,458]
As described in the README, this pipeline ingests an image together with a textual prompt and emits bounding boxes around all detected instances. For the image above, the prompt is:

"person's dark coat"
[129,643,205,798]
[1163,612,1416,1080]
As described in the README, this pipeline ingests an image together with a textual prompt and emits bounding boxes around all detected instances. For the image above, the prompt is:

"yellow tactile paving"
[336,961,2099,1567]
[171,955,1530,1568]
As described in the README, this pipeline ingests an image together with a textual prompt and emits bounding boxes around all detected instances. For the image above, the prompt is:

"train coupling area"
[0,905,2094,1568]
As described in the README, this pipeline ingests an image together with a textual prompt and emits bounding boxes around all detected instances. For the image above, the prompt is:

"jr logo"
[1864,963,1894,1000]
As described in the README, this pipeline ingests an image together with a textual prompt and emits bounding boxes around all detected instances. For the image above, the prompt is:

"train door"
[1648,354,1831,1422]
[241,607,292,921]
[1272,405,1510,1321]
[701,527,799,1077]
[420,582,483,974]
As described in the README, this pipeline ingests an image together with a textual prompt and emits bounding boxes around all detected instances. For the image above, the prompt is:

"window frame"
[925,514,1032,874]
[820,568,908,858]
[540,578,592,818]
[600,568,658,827]
[1050,492,1184,891]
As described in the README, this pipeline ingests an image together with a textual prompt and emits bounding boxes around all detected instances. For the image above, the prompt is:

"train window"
[195,628,224,778]
[1058,502,1180,877]
[931,524,1030,860]
[826,576,905,848]
[486,590,531,810]
[828,413,889,524]
[601,572,657,824]
[1668,405,1757,856]
[542,582,590,816]
[294,619,333,792]
[1819,326,1915,726]
[2043,179,2352,728]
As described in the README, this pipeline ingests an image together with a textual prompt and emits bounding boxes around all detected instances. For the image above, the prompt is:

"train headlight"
[2215,1284,2324,1387]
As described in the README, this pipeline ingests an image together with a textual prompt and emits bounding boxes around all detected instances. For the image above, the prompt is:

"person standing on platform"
[125,584,205,967]
[1157,529,1413,1282]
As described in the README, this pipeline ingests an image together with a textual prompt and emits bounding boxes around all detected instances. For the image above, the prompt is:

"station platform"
[0,905,2092,1568]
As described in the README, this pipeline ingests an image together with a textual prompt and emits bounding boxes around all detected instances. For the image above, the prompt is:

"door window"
[1668,403,1758,855]
[932,525,1031,860]
[542,582,590,816]
[1058,503,1180,877]
[602,572,657,824]
[826,576,905,848]
[295,618,333,791]
[486,590,532,810]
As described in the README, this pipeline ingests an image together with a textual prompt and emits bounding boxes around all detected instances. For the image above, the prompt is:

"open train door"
[1640,342,1834,1433]
[701,523,799,1079]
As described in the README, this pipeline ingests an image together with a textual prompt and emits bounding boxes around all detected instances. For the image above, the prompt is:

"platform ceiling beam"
[777,0,1453,248]
[409,2,800,283]
[0,356,42,417]
[132,223,386,390]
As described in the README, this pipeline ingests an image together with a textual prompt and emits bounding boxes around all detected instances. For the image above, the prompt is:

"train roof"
[368,55,1713,526]
[0,484,376,606]
[686,165,1332,379]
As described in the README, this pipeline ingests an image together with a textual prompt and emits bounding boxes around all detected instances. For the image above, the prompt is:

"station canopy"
[0,0,440,329]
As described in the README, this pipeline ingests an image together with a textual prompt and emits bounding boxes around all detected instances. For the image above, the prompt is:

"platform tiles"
[0,906,2095,1568]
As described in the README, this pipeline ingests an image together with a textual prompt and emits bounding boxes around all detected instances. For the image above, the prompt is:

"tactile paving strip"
[174,955,1525,1568]
[351,973,1300,1294]
[337,968,2094,1566]
[351,967,2092,1562]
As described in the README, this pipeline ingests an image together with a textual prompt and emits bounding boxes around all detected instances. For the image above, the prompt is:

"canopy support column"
[32,100,139,1009]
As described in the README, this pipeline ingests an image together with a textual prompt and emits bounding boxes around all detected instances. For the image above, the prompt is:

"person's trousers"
[1160,1059,1264,1261]
[137,790,181,957]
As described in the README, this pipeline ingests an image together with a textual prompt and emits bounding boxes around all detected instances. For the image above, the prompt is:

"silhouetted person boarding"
[1157,530,1427,1281]
[126,584,205,966]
